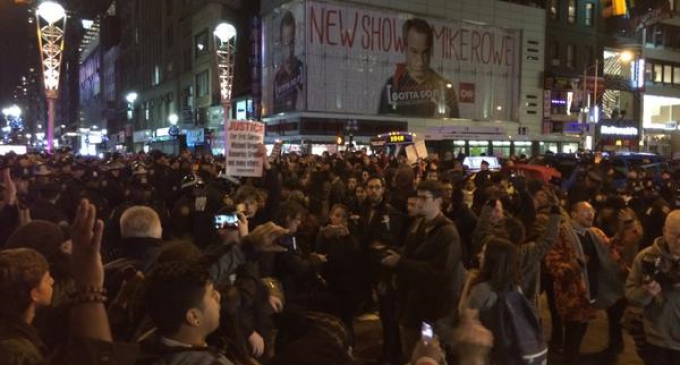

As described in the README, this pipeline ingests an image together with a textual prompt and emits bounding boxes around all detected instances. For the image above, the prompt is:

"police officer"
[58,162,88,220]
[101,160,126,209]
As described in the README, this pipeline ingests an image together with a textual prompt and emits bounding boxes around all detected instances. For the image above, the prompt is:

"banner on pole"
[226,120,266,177]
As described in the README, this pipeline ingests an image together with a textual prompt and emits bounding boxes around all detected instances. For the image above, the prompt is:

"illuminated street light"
[125,92,138,124]
[214,22,237,161]
[620,51,633,63]
[2,105,22,120]
[168,113,179,125]
[125,92,138,104]
[36,0,67,153]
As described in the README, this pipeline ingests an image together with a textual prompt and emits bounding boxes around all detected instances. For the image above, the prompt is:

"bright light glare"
[168,114,179,125]
[2,105,21,118]
[620,51,633,62]
[214,23,237,43]
[81,19,94,29]
[125,92,138,103]
[36,1,66,24]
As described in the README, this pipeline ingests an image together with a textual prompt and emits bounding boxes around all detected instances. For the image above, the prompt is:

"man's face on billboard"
[281,24,295,71]
[405,29,430,83]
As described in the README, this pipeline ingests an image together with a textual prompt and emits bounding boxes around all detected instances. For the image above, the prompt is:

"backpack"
[481,289,548,365]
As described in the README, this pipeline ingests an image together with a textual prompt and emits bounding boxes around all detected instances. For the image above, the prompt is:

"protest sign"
[226,120,266,177]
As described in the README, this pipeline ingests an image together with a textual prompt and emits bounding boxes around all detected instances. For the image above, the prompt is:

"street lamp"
[125,92,138,121]
[36,0,67,153]
[2,105,22,119]
[125,92,138,104]
[168,113,179,125]
[213,22,237,160]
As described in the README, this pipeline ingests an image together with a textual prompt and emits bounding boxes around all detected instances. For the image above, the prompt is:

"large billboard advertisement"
[262,3,307,115]
[263,1,523,121]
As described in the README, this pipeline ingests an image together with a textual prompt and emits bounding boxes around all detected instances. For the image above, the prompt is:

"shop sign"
[601,125,638,136]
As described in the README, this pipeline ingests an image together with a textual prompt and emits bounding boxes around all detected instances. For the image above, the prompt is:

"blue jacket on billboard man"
[378,18,460,118]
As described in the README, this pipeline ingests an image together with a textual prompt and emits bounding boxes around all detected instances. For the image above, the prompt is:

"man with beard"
[355,176,405,365]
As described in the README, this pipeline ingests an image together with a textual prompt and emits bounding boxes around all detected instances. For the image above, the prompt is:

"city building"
[260,0,546,158]
[638,0,680,157]
[543,0,644,154]
[114,0,258,154]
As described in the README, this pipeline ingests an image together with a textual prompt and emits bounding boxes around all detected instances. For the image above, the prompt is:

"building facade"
[259,0,545,158]
[639,2,680,158]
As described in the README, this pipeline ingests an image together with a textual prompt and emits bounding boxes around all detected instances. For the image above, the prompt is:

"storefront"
[597,120,640,152]
[642,94,680,157]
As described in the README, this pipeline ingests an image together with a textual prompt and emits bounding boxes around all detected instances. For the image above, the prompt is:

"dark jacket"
[354,198,405,250]
[0,317,45,365]
[28,199,68,226]
[395,213,462,328]
[137,334,235,365]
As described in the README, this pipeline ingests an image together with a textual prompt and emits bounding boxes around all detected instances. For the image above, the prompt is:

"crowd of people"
[0,145,679,365]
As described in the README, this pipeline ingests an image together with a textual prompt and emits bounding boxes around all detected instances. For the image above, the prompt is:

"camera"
[214,213,239,230]
[641,256,662,284]
[641,254,680,285]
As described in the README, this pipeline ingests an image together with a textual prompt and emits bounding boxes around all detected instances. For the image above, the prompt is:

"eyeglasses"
[417,194,434,201]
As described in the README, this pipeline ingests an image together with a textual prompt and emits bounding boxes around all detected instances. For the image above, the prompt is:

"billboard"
[262,3,307,114]
[262,1,523,121]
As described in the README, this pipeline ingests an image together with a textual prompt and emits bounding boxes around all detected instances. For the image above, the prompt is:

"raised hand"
[70,199,105,289]
[2,168,17,206]
[246,222,289,252]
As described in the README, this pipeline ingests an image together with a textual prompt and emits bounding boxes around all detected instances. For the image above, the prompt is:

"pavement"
[352,295,644,365]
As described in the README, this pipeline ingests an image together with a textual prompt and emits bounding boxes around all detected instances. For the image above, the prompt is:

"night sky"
[0,1,36,104]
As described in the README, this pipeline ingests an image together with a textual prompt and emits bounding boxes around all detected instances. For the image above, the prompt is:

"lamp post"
[35,1,67,153]
[580,59,599,151]
[213,22,237,162]
[126,92,138,117]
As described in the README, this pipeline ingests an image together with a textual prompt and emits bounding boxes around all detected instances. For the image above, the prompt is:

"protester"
[0,146,675,365]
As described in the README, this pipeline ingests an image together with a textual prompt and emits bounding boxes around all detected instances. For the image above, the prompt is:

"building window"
[674,66,680,85]
[566,44,575,68]
[195,30,209,58]
[153,65,161,86]
[183,86,194,108]
[549,41,560,66]
[664,65,673,84]
[645,26,655,45]
[196,71,209,97]
[568,0,577,23]
[654,26,664,47]
[585,3,594,26]
[654,64,663,83]
[550,0,560,20]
